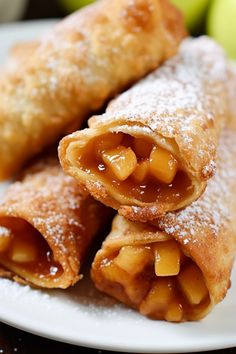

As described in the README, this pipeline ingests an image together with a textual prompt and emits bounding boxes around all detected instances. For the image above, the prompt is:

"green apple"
[59,0,95,13]
[207,0,236,60]
[171,0,210,32]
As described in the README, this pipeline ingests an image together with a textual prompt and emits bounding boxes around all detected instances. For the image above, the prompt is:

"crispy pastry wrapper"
[0,158,109,288]
[91,128,236,321]
[59,37,229,222]
[0,0,186,180]
[2,42,39,73]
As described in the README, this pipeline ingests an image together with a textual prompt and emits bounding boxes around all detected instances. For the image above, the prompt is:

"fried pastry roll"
[60,37,229,222]
[0,0,186,180]
[91,129,236,321]
[0,159,108,288]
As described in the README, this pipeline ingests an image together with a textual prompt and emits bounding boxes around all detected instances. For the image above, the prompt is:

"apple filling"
[0,217,62,280]
[99,240,210,322]
[78,133,193,204]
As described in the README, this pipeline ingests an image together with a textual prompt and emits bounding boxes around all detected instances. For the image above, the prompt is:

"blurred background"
[0,0,235,60]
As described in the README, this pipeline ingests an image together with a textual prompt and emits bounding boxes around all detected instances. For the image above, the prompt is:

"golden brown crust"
[0,0,186,180]
[2,41,39,74]
[228,63,236,122]
[59,37,229,222]
[91,127,236,320]
[0,158,108,288]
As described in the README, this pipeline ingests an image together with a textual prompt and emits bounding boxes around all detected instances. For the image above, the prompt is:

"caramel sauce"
[0,217,63,279]
[79,133,193,204]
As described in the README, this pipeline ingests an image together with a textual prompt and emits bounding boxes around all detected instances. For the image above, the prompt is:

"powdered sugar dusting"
[107,37,227,128]
[158,129,236,244]
[202,159,216,178]
[0,159,104,283]
[94,37,228,175]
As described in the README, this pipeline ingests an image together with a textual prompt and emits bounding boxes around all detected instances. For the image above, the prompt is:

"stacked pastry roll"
[0,0,186,287]
[60,37,236,322]
[59,37,229,222]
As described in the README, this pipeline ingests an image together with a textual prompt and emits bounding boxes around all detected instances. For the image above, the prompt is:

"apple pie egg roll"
[59,37,229,222]
[0,0,186,180]
[0,158,109,288]
[91,128,236,321]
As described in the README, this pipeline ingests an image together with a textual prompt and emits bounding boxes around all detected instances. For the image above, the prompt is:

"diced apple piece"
[133,138,153,158]
[9,239,38,263]
[102,146,137,181]
[150,147,178,184]
[165,301,183,322]
[132,160,149,183]
[140,278,174,316]
[154,240,181,276]
[0,227,12,253]
[114,245,153,276]
[101,261,126,283]
[95,133,123,155]
[178,264,208,305]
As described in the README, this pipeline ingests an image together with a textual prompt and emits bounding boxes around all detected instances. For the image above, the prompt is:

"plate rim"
[0,303,236,353]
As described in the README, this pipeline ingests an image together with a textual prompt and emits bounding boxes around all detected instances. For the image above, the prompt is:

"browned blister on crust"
[59,37,229,222]
[91,128,236,321]
[0,0,186,180]
[0,158,108,288]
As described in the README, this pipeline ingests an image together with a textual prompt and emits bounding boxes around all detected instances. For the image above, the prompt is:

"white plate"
[0,20,235,353]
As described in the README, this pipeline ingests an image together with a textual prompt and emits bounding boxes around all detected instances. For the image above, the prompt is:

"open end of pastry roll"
[59,37,229,222]
[0,217,64,286]
[0,159,110,288]
[64,128,195,222]
[91,216,211,322]
[92,122,236,321]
